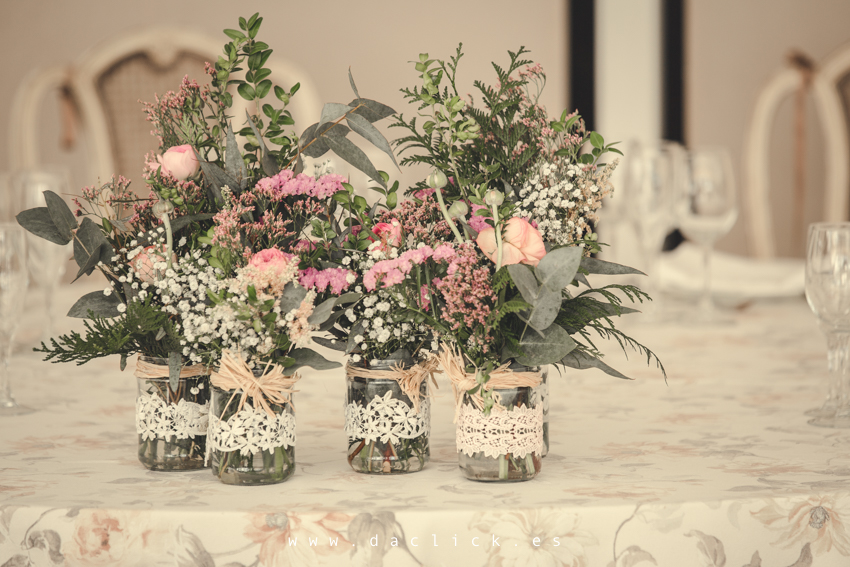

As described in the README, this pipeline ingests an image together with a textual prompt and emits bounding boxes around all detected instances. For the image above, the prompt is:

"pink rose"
[132,245,177,283]
[371,221,402,248]
[157,144,199,181]
[249,248,297,268]
[476,217,547,267]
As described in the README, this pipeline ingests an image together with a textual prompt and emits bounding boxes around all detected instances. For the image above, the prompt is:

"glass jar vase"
[531,367,549,456]
[344,356,430,474]
[456,383,543,482]
[135,356,210,471]
[208,382,296,485]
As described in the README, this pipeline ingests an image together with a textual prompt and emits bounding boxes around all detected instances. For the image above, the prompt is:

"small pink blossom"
[467,204,492,234]
[413,188,435,200]
[299,267,354,295]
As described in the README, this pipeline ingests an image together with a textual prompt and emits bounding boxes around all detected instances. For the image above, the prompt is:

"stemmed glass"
[674,148,738,321]
[15,169,71,343]
[0,223,32,416]
[805,223,850,427]
[624,142,676,319]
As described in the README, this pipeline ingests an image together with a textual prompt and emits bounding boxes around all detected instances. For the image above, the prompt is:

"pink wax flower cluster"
[476,217,546,267]
[363,244,458,291]
[299,267,354,295]
[254,170,347,201]
[157,145,199,181]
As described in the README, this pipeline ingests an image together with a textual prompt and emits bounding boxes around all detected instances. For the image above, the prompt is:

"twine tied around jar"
[438,343,542,421]
[344,355,440,414]
[210,350,300,417]
[134,358,209,379]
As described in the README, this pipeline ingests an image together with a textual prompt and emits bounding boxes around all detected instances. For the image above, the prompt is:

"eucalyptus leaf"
[67,290,122,318]
[581,257,645,276]
[196,155,236,202]
[73,217,112,272]
[278,282,308,314]
[168,351,182,391]
[318,310,344,332]
[516,324,576,367]
[225,122,248,189]
[71,242,106,283]
[16,207,66,245]
[518,286,562,332]
[347,98,396,123]
[44,190,77,241]
[348,67,360,99]
[335,292,362,306]
[155,327,167,341]
[312,336,346,352]
[507,264,539,304]
[120,354,127,372]
[307,297,336,326]
[170,213,215,234]
[346,320,367,354]
[345,112,399,169]
[317,102,353,130]
[285,348,341,374]
[536,246,582,292]
[324,135,386,188]
[575,271,590,287]
[561,349,632,380]
[299,123,332,158]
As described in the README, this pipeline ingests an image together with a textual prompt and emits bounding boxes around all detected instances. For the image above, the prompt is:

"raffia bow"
[210,350,300,417]
[345,355,440,414]
[438,343,542,422]
[134,358,209,379]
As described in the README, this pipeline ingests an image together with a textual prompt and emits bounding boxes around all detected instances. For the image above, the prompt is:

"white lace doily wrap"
[344,391,431,445]
[208,405,296,457]
[135,391,209,441]
[456,402,543,458]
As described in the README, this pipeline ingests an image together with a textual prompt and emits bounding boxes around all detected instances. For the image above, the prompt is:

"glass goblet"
[805,222,850,427]
[674,147,738,322]
[0,223,32,416]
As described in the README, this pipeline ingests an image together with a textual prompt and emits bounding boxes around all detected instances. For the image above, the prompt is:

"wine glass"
[0,223,32,416]
[805,223,850,427]
[624,142,675,319]
[674,148,738,321]
[15,169,72,344]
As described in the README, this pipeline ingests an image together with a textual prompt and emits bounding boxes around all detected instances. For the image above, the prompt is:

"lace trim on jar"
[344,391,431,444]
[456,403,543,458]
[135,391,209,441]
[207,406,296,456]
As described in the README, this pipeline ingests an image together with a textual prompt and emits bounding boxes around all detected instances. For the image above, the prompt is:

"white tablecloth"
[1,296,848,566]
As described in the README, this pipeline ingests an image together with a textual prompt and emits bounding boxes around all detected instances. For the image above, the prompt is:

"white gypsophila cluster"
[342,243,431,364]
[515,159,617,246]
[146,250,226,365]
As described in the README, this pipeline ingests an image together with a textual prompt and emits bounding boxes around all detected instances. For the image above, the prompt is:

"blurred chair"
[743,43,850,258]
[8,26,322,188]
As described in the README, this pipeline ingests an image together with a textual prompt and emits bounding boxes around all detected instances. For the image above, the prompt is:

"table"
[2,297,848,566]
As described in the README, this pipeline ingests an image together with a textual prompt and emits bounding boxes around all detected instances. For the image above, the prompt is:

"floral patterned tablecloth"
[2,297,848,566]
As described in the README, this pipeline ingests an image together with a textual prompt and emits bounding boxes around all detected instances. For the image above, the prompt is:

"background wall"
[686,0,850,257]
[0,0,568,202]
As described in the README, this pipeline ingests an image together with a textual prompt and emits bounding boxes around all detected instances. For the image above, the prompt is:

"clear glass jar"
[135,356,210,471]
[345,356,430,474]
[457,380,543,482]
[209,382,296,486]
[531,367,549,456]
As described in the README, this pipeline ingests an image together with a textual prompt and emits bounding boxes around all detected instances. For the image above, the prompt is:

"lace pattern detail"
[345,391,430,444]
[532,378,549,422]
[456,403,543,458]
[135,391,209,441]
[208,406,296,456]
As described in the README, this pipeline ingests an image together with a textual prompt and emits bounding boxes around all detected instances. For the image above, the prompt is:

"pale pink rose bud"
[476,217,547,267]
[426,169,448,189]
[133,245,177,283]
[157,145,200,181]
